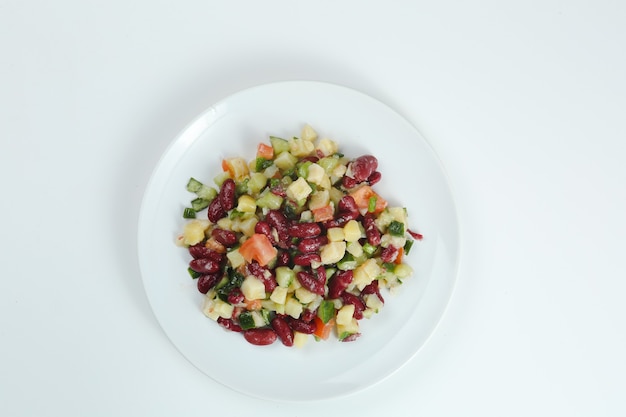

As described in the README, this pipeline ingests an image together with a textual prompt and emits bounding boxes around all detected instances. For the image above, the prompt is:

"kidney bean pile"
[177,125,421,347]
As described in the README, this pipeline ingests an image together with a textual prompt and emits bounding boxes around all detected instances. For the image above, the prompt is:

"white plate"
[138,81,459,402]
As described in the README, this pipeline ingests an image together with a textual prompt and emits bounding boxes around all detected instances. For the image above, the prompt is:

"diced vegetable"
[240,275,266,300]
[349,185,387,214]
[257,143,274,160]
[238,233,277,266]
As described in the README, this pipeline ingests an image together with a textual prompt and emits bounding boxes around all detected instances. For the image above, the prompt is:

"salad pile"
[177,125,422,347]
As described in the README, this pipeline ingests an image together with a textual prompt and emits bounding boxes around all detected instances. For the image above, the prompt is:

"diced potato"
[270,286,288,304]
[380,233,407,249]
[247,172,268,194]
[226,248,246,268]
[309,190,330,211]
[364,293,384,311]
[216,217,233,230]
[329,187,345,206]
[346,241,363,257]
[289,138,315,157]
[327,227,345,242]
[238,216,258,237]
[306,163,326,185]
[295,287,317,304]
[263,164,279,178]
[273,151,298,170]
[286,177,313,201]
[301,124,318,142]
[222,157,249,181]
[353,258,382,290]
[336,304,355,325]
[182,219,210,245]
[388,207,407,224]
[241,275,266,300]
[275,266,295,288]
[316,138,338,156]
[337,318,359,337]
[320,241,346,265]
[300,210,313,222]
[332,164,347,178]
[343,220,362,242]
[394,263,413,279]
[203,298,234,321]
[237,195,257,213]
[318,174,331,190]
[285,296,303,319]
[293,331,309,348]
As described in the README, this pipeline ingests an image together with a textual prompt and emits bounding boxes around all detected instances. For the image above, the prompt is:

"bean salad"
[177,125,422,347]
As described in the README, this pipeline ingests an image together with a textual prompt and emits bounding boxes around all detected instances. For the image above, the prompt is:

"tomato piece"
[349,185,387,214]
[394,247,404,264]
[256,143,274,160]
[221,159,231,174]
[312,204,334,222]
[313,316,334,340]
[238,233,278,267]
[244,298,262,311]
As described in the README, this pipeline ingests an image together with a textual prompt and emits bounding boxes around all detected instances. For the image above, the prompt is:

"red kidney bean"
[271,316,294,347]
[315,266,327,284]
[301,309,316,323]
[285,317,316,334]
[408,229,424,240]
[218,178,236,211]
[188,244,223,261]
[276,250,291,267]
[350,155,378,183]
[197,273,221,294]
[297,236,328,253]
[217,317,242,332]
[288,222,322,238]
[341,176,357,189]
[211,228,238,247]
[328,270,353,299]
[367,170,382,185]
[266,210,290,248]
[293,253,321,267]
[341,292,365,319]
[324,211,355,229]
[363,213,381,246]
[207,197,225,223]
[338,195,359,214]
[296,271,325,295]
[247,261,277,292]
[341,332,361,342]
[362,280,385,304]
[300,155,319,163]
[254,221,276,245]
[189,258,220,274]
[227,287,244,304]
[381,245,399,263]
[243,328,277,346]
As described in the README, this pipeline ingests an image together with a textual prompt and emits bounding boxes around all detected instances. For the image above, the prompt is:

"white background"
[1,1,625,416]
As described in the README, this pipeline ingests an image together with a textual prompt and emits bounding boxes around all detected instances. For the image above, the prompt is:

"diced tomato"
[221,159,231,174]
[312,204,335,222]
[238,233,278,267]
[256,143,274,160]
[394,247,404,264]
[313,316,334,340]
[349,185,387,214]
[244,298,262,311]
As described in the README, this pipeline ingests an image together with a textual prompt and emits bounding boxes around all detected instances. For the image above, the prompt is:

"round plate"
[138,81,459,402]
